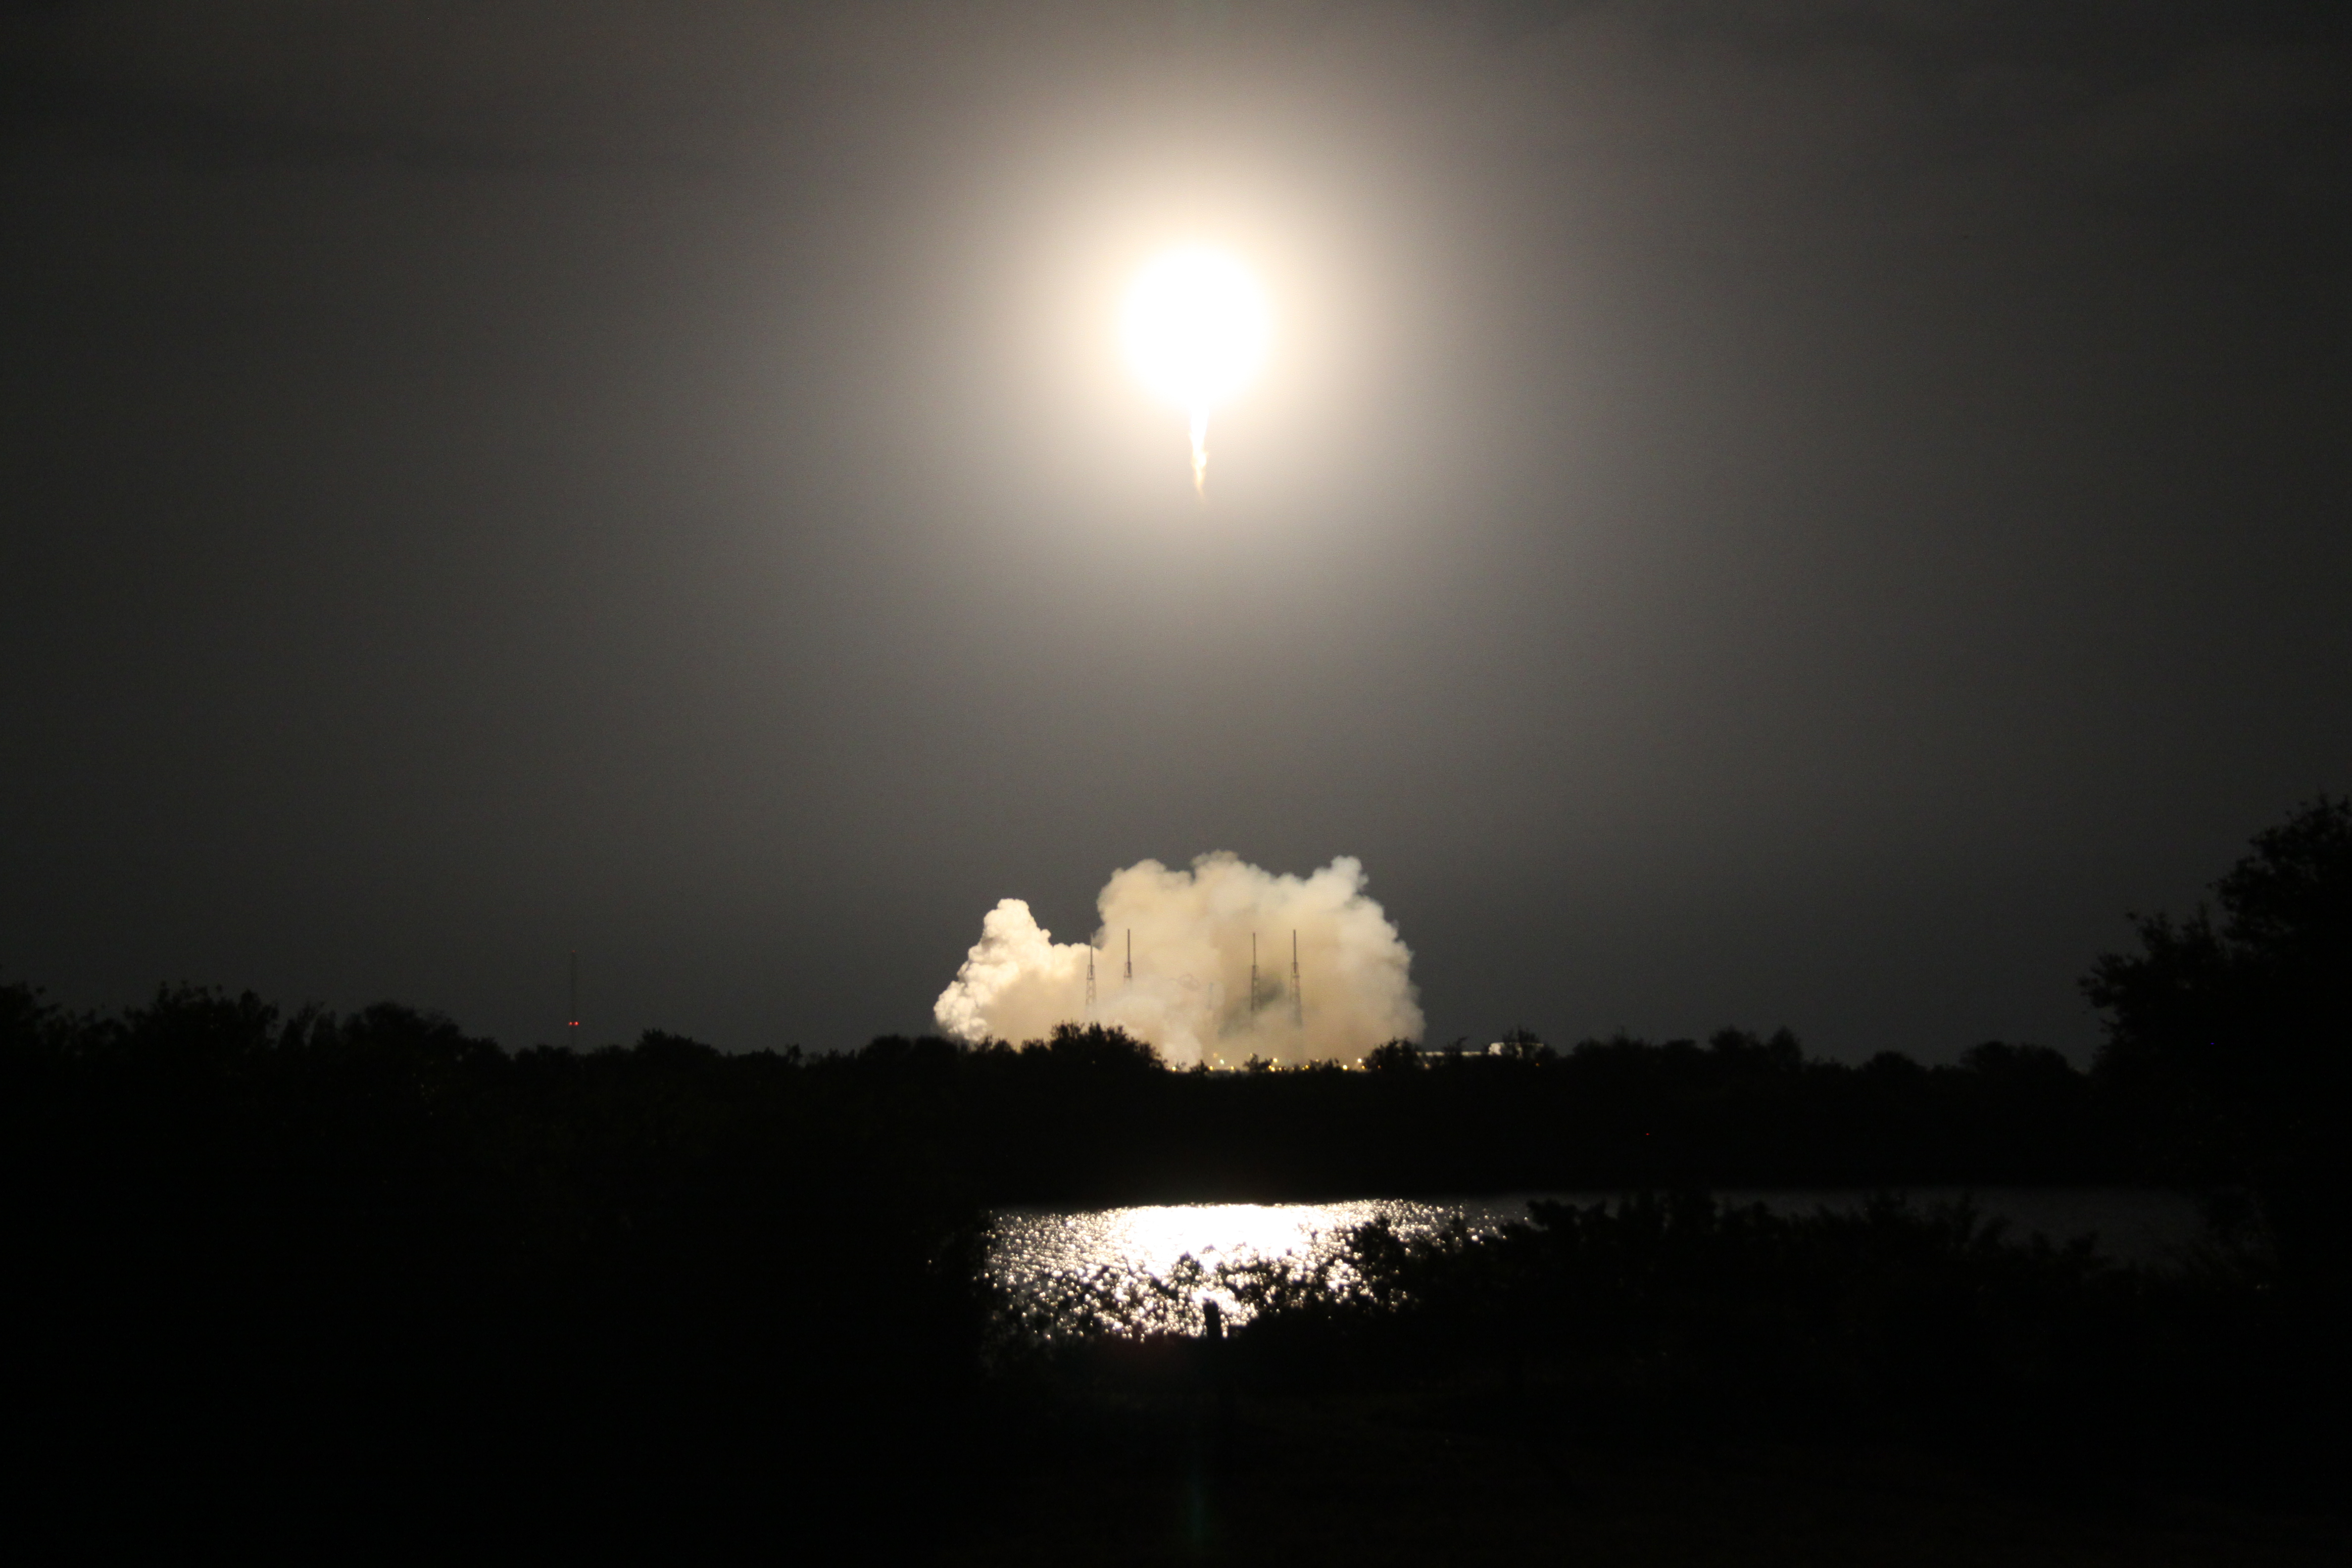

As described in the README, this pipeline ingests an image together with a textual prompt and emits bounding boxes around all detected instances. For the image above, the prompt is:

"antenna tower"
[568,950,580,1041]
[1124,928,1132,985]
[1250,932,1260,1015]
[1085,946,1097,1012]
[1291,930,1302,1028]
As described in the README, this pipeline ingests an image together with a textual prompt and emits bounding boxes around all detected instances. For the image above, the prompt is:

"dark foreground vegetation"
[0,982,991,1552]
[5,800,2347,1557]
[997,1193,2348,1562]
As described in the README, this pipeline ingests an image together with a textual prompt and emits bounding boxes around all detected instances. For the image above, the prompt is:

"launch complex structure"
[1085,926,1307,1058]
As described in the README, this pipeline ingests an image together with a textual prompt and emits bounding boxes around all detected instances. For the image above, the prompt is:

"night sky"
[5,2,2347,1060]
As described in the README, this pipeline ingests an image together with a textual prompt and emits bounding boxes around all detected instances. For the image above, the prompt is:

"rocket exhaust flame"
[1124,249,1267,499]
[934,854,1421,1067]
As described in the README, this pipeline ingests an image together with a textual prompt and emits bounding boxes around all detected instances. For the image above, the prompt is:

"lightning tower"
[1249,932,1260,1016]
[1085,946,1097,1012]
[1291,930,1302,1028]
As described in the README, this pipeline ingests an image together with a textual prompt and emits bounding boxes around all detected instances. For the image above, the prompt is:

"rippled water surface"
[989,1188,2207,1335]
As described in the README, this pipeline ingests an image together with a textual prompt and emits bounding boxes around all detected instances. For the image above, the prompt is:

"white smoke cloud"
[933,853,1422,1066]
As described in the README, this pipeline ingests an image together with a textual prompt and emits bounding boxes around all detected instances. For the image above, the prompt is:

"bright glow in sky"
[1122,248,1269,492]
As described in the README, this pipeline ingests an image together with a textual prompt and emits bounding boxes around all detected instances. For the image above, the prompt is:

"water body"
[989,1188,2208,1335]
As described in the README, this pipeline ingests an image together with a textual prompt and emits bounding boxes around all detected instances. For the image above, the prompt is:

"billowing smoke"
[933,854,1422,1066]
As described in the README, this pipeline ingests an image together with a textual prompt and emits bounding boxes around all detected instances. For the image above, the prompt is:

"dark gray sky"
[4,1,2348,1060]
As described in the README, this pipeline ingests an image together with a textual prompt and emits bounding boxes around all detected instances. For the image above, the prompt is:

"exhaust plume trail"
[934,854,1422,1066]
[1124,249,1267,501]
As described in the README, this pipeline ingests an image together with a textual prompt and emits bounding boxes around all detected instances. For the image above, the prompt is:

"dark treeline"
[0,1001,2113,1550]
[843,1026,2115,1202]
[0,988,2127,1228]
[0,985,989,1549]
[5,798,2345,1547]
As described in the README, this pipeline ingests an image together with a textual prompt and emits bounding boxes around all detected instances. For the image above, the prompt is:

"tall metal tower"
[568,950,580,1041]
[1084,946,1097,1012]
[1249,931,1260,1015]
[1290,930,1302,1028]
[1124,929,1132,986]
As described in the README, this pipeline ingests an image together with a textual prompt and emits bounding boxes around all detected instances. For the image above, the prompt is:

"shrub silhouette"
[1022,1192,2345,1502]
[0,981,990,1548]
[2086,796,2352,1291]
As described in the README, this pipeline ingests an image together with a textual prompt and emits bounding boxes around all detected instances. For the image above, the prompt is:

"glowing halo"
[1122,248,1269,494]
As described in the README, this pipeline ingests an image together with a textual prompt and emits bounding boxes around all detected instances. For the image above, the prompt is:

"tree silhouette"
[2086,796,2352,1288]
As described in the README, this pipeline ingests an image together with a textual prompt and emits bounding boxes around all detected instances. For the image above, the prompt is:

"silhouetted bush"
[0,982,989,1549]
[1011,1194,2345,1506]
[2087,796,2352,1293]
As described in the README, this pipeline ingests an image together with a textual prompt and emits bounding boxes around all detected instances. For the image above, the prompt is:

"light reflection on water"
[988,1188,2206,1337]
[989,1198,1496,1336]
